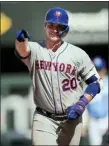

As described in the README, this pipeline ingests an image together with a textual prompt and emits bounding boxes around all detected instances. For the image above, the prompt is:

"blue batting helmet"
[44,7,69,37]
[92,56,107,71]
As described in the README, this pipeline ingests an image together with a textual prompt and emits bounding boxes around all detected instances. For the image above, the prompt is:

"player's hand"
[16,29,30,42]
[65,96,88,119]
[15,29,31,57]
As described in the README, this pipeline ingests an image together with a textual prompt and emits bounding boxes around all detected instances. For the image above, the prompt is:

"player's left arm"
[66,51,103,119]
[82,67,103,102]
[80,50,103,102]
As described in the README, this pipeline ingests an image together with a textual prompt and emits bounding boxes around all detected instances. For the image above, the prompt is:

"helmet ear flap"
[59,26,69,37]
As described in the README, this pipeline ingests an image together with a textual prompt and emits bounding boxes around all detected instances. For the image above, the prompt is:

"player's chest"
[36,45,77,64]
[35,49,77,76]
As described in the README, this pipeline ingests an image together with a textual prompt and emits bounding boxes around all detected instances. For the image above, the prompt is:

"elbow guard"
[85,78,103,98]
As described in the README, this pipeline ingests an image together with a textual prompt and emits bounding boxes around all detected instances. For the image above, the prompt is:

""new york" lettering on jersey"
[35,60,77,76]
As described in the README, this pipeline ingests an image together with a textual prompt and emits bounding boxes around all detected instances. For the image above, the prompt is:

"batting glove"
[16,29,30,42]
[66,96,88,119]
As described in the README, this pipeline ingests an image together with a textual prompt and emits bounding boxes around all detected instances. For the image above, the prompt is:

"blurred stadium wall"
[1,1,108,143]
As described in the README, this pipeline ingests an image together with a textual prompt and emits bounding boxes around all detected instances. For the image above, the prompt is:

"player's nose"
[53,28,58,32]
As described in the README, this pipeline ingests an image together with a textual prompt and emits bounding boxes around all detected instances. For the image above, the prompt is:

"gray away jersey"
[26,41,98,114]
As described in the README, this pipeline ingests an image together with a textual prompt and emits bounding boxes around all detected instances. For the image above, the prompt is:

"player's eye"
[47,23,66,32]
[47,23,54,28]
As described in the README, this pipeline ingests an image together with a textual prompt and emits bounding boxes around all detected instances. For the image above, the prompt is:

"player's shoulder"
[66,42,86,54]
[29,40,45,47]
[28,41,40,46]
[28,41,44,53]
[28,40,45,50]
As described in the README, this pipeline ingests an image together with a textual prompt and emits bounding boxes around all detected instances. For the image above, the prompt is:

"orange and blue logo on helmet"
[55,11,61,18]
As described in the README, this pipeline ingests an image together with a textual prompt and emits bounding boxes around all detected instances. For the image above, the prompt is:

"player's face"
[44,23,66,42]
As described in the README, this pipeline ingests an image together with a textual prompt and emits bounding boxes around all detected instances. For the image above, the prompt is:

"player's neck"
[45,40,62,52]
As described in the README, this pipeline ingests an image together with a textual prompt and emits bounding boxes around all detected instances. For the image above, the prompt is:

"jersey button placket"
[51,57,61,114]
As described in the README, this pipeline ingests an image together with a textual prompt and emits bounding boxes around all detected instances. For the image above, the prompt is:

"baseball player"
[15,7,103,145]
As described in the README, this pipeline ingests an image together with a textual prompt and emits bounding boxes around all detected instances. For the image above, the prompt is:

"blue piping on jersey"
[56,43,68,114]
[43,71,55,106]
[49,54,57,114]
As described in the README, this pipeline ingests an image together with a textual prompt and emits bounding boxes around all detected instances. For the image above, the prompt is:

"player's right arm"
[15,29,31,66]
